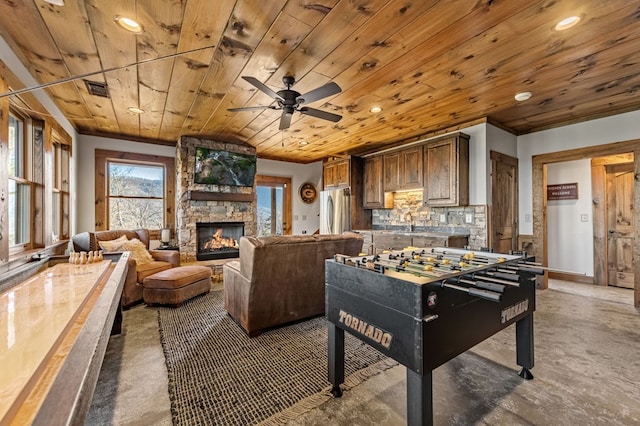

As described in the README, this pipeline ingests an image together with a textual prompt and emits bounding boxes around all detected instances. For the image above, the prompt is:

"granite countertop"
[352,228,470,237]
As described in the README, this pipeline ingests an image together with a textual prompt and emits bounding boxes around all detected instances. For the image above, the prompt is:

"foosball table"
[325,246,542,426]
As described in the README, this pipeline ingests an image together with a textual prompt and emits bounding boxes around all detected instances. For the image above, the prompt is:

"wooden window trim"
[95,149,175,234]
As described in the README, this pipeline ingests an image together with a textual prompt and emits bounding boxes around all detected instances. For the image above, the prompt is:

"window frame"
[95,149,175,236]
[7,109,32,254]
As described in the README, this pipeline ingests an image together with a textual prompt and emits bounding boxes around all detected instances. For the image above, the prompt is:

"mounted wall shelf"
[187,191,254,202]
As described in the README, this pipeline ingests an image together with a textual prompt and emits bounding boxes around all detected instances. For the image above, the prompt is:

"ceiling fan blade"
[299,107,342,123]
[279,112,293,130]
[242,76,284,101]
[228,105,277,112]
[296,82,341,105]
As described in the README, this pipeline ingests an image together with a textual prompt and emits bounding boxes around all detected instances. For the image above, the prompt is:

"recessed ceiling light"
[114,15,144,33]
[127,106,145,114]
[299,141,309,146]
[44,0,64,5]
[370,106,382,113]
[555,16,581,31]
[515,91,532,102]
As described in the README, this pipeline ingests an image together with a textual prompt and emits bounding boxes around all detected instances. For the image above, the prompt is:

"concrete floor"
[86,280,640,425]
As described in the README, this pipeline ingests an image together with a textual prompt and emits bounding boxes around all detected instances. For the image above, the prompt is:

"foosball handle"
[331,385,343,398]
[518,367,534,380]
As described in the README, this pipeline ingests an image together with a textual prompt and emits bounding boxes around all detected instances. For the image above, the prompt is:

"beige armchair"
[72,229,180,308]
[223,232,363,336]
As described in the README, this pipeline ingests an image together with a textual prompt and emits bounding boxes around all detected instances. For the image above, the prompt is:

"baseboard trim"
[549,271,593,284]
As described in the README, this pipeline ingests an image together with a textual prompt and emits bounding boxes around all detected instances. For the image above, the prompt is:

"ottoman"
[143,265,212,307]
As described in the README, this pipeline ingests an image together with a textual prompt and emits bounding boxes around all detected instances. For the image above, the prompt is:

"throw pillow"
[121,238,154,265]
[98,235,129,252]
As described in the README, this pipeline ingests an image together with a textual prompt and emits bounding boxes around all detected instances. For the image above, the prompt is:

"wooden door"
[606,163,634,288]
[491,151,518,253]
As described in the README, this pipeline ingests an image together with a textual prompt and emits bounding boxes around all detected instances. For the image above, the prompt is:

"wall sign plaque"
[547,183,578,200]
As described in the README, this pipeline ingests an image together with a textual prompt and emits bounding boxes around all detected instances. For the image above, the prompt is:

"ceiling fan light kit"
[228,75,342,130]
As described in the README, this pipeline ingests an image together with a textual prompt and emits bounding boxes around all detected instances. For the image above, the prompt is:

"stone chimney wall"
[175,136,257,263]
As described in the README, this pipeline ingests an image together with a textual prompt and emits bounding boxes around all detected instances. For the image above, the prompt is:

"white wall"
[546,160,594,276]
[76,135,177,232]
[517,109,640,235]
[256,158,322,235]
[460,124,487,205]
[517,109,640,277]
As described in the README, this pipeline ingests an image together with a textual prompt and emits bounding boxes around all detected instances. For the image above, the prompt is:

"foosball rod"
[442,281,502,302]
[515,262,587,276]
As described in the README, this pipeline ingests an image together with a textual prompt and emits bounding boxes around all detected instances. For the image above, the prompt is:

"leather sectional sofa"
[223,232,364,336]
[72,229,180,308]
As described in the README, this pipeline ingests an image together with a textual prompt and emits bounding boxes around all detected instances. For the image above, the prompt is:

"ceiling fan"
[228,76,342,130]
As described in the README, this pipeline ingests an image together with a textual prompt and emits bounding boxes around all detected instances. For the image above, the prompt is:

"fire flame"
[203,228,238,250]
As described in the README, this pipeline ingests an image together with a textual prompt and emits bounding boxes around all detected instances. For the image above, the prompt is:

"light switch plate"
[439,214,447,223]
[465,213,473,223]
[580,214,589,222]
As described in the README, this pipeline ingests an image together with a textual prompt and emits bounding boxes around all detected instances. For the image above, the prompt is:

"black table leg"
[328,322,345,397]
[407,368,433,426]
[516,312,534,379]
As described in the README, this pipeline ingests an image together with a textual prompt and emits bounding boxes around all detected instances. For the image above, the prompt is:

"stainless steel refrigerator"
[320,187,351,234]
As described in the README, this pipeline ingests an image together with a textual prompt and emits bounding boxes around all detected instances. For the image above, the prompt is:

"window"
[256,175,292,236]
[108,162,164,229]
[7,113,30,249]
[52,142,70,240]
[95,150,176,232]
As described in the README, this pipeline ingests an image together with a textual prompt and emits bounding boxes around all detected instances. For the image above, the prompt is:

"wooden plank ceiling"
[0,0,639,163]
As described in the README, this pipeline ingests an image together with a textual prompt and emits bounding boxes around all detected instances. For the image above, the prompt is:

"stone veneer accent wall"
[175,136,257,263]
[371,190,488,248]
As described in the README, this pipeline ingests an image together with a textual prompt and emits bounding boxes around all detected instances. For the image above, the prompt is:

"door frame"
[255,175,292,235]
[531,139,640,308]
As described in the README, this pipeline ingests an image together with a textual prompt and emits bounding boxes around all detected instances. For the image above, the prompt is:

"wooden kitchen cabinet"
[323,158,350,188]
[423,133,469,206]
[383,152,401,192]
[364,156,384,208]
[383,146,423,192]
[401,146,423,189]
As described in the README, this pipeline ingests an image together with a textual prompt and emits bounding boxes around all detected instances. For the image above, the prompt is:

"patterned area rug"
[157,290,396,426]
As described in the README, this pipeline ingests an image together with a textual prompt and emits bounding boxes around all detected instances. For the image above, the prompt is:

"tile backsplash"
[370,190,488,248]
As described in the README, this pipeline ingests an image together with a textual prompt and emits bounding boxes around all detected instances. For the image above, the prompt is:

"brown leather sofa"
[72,229,180,308]
[223,232,364,336]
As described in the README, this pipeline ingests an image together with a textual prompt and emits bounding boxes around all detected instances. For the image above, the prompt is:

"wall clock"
[299,182,318,204]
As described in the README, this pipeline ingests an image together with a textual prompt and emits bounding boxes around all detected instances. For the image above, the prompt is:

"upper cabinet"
[323,158,350,188]
[423,133,469,206]
[383,146,423,192]
[364,156,384,208]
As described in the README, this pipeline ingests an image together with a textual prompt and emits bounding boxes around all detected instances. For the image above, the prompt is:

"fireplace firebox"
[196,222,244,261]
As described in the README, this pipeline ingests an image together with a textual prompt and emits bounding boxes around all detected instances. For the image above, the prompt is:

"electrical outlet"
[439,214,447,223]
[302,215,307,221]
[465,213,473,223]
[580,214,589,222]
[293,215,299,221]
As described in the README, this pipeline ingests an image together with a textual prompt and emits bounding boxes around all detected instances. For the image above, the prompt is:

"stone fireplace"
[196,222,244,261]
[175,136,257,263]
